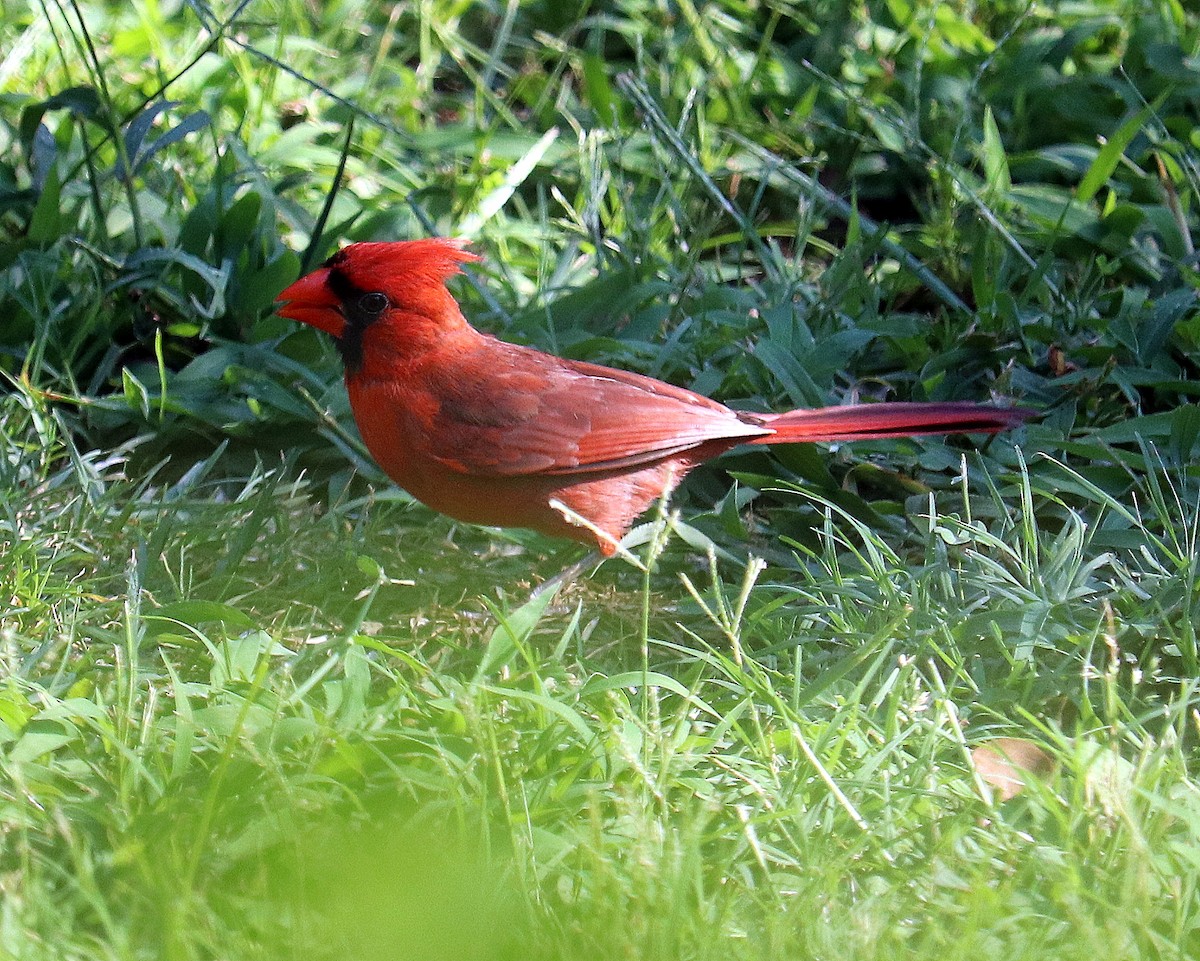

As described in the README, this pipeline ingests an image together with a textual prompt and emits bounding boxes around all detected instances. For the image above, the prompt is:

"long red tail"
[753,402,1033,444]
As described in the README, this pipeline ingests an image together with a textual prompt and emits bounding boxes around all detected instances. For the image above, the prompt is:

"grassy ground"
[3,1,1200,958]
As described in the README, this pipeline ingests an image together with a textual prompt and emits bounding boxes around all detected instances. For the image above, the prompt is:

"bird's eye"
[359,291,389,315]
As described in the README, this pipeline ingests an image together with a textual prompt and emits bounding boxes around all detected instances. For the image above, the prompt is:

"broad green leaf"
[981,106,1010,192]
[1076,104,1154,203]
[582,54,616,125]
[27,163,62,243]
[19,85,100,148]
[118,99,179,176]
[130,109,211,175]
[122,367,151,419]
[144,601,257,636]
[475,588,557,680]
[9,728,77,763]
[220,191,263,258]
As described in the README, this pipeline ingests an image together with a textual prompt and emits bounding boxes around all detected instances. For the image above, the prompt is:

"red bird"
[276,239,1030,555]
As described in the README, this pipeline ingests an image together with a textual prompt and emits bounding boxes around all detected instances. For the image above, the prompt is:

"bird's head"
[275,238,481,372]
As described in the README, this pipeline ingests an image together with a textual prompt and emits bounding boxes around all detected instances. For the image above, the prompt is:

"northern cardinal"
[276,239,1030,555]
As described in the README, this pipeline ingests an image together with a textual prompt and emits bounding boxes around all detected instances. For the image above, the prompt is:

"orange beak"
[275,267,345,338]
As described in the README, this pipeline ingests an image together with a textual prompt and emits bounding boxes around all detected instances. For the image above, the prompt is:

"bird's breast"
[346,377,437,487]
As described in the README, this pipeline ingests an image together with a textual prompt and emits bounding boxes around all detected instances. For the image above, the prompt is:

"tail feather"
[753,402,1034,444]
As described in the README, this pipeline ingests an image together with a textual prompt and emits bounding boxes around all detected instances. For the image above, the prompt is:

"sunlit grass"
[3,382,1200,958]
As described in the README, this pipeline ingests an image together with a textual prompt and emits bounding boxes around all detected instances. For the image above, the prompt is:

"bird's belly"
[369,438,684,550]
[349,390,563,528]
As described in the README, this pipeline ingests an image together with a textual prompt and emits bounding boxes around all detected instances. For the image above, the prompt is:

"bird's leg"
[529,549,604,601]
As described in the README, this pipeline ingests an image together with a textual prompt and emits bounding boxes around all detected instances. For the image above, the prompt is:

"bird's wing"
[420,341,769,477]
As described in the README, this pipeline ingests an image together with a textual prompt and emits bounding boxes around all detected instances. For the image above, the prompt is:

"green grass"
[4,384,1200,959]
[3,0,1200,958]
